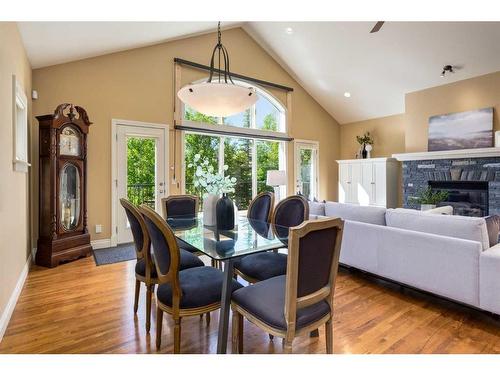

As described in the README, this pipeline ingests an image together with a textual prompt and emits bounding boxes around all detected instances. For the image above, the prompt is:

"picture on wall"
[428,107,493,151]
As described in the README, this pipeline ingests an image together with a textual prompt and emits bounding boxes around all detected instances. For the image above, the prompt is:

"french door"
[115,123,167,244]
[294,140,319,200]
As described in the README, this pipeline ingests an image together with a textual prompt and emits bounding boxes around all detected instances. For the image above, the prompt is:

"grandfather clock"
[36,104,92,267]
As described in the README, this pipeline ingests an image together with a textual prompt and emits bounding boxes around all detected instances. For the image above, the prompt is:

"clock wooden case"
[36,104,92,267]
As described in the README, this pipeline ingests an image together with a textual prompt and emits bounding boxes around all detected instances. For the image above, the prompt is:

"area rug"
[93,243,136,266]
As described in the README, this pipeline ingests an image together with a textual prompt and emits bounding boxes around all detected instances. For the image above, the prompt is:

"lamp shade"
[266,170,287,187]
[177,82,257,117]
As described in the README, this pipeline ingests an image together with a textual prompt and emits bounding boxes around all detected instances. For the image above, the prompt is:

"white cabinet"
[336,158,399,208]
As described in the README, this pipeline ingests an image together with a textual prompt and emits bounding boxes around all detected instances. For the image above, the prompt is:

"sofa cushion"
[386,208,490,250]
[324,202,386,226]
[309,201,325,216]
[485,215,500,247]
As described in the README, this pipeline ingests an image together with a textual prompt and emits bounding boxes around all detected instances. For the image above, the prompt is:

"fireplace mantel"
[393,147,500,161]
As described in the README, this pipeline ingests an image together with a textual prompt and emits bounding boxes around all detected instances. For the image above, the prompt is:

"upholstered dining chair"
[231,217,344,354]
[234,195,309,283]
[139,204,242,353]
[119,198,203,333]
[161,194,199,220]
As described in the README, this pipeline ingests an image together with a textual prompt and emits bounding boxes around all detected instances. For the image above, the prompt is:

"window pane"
[256,94,280,131]
[299,149,313,200]
[224,137,253,210]
[127,137,156,208]
[256,140,280,194]
[184,133,220,205]
[184,105,218,125]
[223,109,251,128]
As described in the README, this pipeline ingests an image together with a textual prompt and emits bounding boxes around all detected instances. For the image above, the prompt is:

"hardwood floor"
[1,256,500,354]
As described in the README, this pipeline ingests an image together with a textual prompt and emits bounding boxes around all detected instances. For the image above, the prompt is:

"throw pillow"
[485,215,500,247]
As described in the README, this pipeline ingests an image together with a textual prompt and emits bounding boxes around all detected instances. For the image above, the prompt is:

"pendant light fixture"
[177,22,258,117]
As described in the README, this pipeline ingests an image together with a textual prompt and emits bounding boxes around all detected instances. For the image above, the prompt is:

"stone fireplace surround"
[393,148,500,217]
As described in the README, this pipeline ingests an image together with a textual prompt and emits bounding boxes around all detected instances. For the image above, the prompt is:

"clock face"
[59,126,80,156]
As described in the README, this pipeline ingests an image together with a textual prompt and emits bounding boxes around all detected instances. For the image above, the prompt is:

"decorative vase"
[203,194,219,226]
[365,144,373,158]
[216,193,235,230]
[421,204,436,211]
[361,144,368,159]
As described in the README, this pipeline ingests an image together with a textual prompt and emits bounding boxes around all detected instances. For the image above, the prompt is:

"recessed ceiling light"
[285,27,293,35]
[344,92,351,98]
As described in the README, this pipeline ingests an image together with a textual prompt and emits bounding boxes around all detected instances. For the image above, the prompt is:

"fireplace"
[429,180,489,217]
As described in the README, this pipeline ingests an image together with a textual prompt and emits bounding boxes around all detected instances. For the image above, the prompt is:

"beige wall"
[340,114,405,159]
[0,23,32,318]
[405,71,500,152]
[32,27,340,242]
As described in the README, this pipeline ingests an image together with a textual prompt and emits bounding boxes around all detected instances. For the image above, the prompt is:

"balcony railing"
[127,183,155,208]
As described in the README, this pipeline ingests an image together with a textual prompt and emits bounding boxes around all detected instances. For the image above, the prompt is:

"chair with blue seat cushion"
[120,199,203,334]
[139,204,242,353]
[231,217,344,354]
[234,195,307,284]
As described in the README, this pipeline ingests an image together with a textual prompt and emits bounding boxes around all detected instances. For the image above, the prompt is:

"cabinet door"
[373,162,387,206]
[359,162,373,206]
[350,163,361,204]
[338,163,350,203]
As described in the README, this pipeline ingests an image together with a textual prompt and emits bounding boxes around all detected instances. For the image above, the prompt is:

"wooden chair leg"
[325,318,333,354]
[146,284,153,333]
[232,309,244,354]
[156,307,163,350]
[174,317,182,354]
[283,339,293,354]
[205,312,211,326]
[134,280,140,314]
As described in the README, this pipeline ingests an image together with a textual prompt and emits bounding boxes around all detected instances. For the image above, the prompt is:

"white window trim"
[294,139,320,200]
[12,75,30,173]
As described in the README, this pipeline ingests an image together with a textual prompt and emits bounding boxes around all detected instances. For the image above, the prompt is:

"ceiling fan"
[370,21,385,33]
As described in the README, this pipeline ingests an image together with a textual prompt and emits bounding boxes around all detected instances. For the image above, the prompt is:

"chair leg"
[146,284,153,333]
[156,307,163,350]
[232,309,243,354]
[205,312,211,326]
[325,318,333,354]
[283,339,293,354]
[174,317,182,354]
[134,280,140,314]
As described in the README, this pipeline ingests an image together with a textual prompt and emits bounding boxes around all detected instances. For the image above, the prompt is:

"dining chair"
[120,198,204,333]
[139,204,242,353]
[233,195,308,283]
[231,217,344,354]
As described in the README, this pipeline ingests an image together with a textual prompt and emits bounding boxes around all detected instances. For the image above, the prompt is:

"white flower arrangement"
[188,154,237,197]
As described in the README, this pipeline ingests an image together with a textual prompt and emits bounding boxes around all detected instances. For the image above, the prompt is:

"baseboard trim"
[91,238,112,250]
[0,254,32,343]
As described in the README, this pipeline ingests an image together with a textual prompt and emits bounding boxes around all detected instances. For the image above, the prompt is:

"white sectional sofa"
[310,201,500,315]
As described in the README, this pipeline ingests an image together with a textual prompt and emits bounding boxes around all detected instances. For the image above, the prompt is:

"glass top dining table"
[166,213,287,354]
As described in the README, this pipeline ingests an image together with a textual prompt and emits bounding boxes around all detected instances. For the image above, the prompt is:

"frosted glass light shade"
[266,170,286,187]
[177,82,257,117]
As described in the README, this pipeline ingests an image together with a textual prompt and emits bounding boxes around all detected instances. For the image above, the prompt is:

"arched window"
[181,80,288,210]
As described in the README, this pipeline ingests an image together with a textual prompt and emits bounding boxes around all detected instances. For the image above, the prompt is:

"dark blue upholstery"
[135,249,203,278]
[248,194,272,222]
[143,214,172,276]
[123,206,144,256]
[165,197,196,219]
[233,252,287,281]
[273,196,308,246]
[156,266,242,308]
[297,227,338,298]
[232,275,330,330]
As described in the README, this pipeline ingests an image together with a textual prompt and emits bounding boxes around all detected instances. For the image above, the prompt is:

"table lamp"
[266,170,286,202]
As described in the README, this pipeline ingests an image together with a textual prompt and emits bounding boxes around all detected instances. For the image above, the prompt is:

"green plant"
[409,186,449,205]
[356,132,374,146]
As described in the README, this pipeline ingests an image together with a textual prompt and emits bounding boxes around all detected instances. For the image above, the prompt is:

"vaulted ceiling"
[18,21,500,124]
